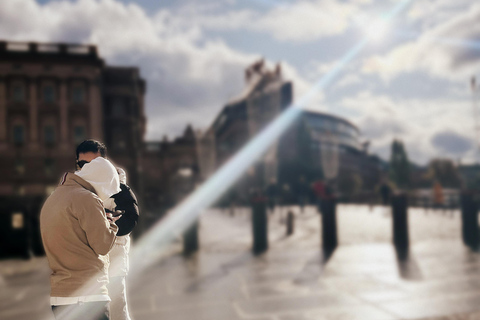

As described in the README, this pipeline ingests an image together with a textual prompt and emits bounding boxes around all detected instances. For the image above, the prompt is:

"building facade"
[279,111,384,198]
[0,41,146,256]
[205,60,383,203]
[0,40,145,197]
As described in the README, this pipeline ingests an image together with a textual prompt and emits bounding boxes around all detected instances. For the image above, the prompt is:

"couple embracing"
[40,140,139,320]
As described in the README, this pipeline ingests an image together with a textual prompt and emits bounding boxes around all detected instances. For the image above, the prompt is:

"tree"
[389,139,410,189]
[427,159,461,188]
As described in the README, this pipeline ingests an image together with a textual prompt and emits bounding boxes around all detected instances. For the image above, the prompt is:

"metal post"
[321,198,337,252]
[252,194,268,254]
[460,192,479,250]
[286,210,294,236]
[183,219,199,255]
[392,194,409,252]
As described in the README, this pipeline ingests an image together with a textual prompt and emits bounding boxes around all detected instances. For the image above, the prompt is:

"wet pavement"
[2,204,480,320]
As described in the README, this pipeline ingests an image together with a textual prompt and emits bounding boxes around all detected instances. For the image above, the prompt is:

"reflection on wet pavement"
[2,204,480,320]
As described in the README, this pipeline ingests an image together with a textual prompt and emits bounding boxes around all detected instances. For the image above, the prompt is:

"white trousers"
[108,276,132,320]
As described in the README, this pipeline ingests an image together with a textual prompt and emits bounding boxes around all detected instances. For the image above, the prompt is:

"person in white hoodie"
[76,140,139,320]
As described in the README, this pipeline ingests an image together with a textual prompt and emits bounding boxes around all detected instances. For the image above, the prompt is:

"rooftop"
[0,40,104,66]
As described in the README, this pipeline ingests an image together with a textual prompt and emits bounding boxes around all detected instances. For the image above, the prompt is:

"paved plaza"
[3,205,480,320]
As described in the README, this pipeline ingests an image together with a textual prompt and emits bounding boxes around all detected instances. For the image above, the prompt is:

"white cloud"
[407,0,474,29]
[254,0,358,42]
[362,3,480,83]
[339,91,475,163]
[168,0,368,42]
[0,0,314,140]
[335,74,363,89]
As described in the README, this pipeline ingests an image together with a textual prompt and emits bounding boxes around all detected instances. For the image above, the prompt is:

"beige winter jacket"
[40,173,118,297]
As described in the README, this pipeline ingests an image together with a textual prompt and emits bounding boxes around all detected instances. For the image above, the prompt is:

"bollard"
[252,196,268,254]
[392,194,409,252]
[460,193,479,250]
[460,193,469,246]
[320,198,337,252]
[183,219,199,255]
[286,211,294,236]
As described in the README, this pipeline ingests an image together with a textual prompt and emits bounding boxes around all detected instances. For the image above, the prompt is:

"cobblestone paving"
[2,205,480,320]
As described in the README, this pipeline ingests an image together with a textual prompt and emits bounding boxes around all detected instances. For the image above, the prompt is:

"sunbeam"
[129,0,415,277]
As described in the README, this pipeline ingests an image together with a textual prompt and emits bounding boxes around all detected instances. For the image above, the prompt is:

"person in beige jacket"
[76,156,138,320]
[40,159,120,320]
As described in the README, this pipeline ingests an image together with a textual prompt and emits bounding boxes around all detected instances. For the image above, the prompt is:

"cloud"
[0,0,314,140]
[253,0,358,42]
[338,91,475,164]
[407,0,474,29]
[335,74,363,89]
[362,3,480,82]
[431,130,473,156]
[169,0,367,42]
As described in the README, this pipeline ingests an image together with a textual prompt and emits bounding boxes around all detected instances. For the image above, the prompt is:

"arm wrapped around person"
[111,183,139,236]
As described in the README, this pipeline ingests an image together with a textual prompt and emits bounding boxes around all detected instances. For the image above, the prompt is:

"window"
[45,158,55,176]
[15,158,25,175]
[13,125,25,145]
[72,86,85,104]
[74,126,86,144]
[12,84,25,102]
[112,99,126,116]
[43,85,56,103]
[112,127,126,149]
[44,125,55,145]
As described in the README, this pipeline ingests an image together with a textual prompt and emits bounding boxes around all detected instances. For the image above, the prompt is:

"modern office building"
[206,59,383,202]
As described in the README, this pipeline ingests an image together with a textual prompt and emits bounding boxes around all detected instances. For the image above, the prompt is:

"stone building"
[0,40,145,197]
[0,40,145,257]
[141,125,199,219]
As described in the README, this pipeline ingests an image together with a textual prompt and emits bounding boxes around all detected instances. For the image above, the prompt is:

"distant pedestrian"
[265,179,279,213]
[296,176,310,213]
[312,179,326,214]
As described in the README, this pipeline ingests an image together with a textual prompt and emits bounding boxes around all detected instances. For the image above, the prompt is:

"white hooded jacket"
[75,157,121,211]
[75,158,131,277]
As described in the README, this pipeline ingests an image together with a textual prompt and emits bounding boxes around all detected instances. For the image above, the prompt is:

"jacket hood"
[75,157,121,204]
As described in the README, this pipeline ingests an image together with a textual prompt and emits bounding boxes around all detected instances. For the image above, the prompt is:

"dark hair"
[76,139,107,159]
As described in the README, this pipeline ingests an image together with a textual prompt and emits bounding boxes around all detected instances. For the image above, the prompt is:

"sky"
[2,0,480,165]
